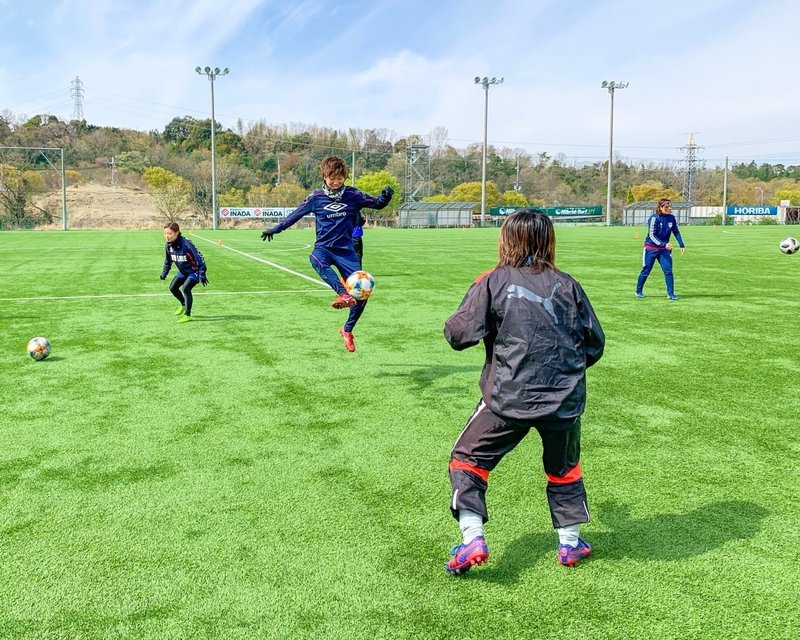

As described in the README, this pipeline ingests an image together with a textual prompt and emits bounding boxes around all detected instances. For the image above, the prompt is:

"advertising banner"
[726,206,777,216]
[490,206,602,217]
[218,207,298,219]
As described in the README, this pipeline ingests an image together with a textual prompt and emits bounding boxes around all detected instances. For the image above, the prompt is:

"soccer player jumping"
[443,209,605,573]
[261,156,393,352]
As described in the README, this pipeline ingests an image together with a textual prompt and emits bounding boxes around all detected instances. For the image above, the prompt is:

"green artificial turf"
[0,226,798,639]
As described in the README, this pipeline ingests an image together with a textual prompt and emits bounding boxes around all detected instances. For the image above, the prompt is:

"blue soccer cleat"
[636,292,645,298]
[445,536,489,575]
[558,538,592,567]
[667,294,679,301]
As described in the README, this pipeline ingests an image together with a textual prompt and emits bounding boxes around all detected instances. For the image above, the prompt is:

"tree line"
[2,110,799,226]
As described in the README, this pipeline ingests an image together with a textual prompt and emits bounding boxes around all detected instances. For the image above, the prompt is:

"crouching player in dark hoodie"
[160,222,208,323]
[443,209,605,574]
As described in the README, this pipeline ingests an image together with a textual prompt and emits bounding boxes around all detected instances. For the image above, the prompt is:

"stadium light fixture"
[600,80,628,226]
[474,75,504,228]
[195,65,230,230]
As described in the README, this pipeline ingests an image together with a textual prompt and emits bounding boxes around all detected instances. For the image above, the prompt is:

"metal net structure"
[0,146,66,230]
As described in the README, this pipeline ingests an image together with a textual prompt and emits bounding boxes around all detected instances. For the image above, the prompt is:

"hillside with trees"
[2,110,800,228]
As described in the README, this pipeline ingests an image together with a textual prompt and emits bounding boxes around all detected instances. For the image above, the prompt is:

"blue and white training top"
[161,235,207,279]
[271,186,390,250]
[644,213,685,249]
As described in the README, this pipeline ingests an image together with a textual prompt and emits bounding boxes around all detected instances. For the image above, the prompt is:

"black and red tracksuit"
[444,264,605,528]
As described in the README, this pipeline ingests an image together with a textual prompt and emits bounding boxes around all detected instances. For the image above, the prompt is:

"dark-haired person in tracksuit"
[160,222,208,323]
[636,198,686,300]
[442,209,605,575]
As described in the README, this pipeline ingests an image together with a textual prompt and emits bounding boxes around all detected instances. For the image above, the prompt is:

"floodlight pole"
[475,76,503,228]
[755,186,764,206]
[195,65,229,230]
[601,80,628,226]
[722,156,728,226]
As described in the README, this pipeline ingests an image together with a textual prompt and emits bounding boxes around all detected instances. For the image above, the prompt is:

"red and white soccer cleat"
[339,328,356,352]
[331,293,357,309]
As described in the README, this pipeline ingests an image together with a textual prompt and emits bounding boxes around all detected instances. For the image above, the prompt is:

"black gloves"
[200,276,209,286]
[381,186,394,200]
[159,274,167,280]
[261,229,276,242]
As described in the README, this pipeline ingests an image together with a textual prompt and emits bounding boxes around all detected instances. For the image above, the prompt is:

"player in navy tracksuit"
[160,222,208,323]
[636,198,686,300]
[261,156,393,352]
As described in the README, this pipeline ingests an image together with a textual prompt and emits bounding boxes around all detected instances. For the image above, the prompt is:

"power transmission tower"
[70,76,85,121]
[405,143,430,203]
[680,132,703,203]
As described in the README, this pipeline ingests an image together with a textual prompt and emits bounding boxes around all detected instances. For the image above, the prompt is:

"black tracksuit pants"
[449,399,589,529]
[169,274,198,316]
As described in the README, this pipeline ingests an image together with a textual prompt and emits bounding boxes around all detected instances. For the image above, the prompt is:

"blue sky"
[1,0,799,165]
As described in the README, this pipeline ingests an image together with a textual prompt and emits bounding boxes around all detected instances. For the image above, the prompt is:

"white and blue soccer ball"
[27,336,51,361]
[345,270,375,300]
[780,237,799,255]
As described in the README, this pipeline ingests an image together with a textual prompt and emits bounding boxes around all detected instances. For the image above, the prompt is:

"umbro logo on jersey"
[323,203,348,212]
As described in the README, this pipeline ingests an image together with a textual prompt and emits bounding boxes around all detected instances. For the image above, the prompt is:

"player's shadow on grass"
[479,499,768,584]
[189,314,263,322]
[674,293,735,299]
[380,364,480,394]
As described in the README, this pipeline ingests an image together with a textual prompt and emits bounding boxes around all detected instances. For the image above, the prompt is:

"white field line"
[191,233,327,288]
[0,290,331,303]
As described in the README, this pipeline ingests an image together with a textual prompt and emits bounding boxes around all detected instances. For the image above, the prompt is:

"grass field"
[1,225,798,639]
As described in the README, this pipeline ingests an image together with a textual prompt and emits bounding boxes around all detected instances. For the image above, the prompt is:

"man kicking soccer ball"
[260,156,392,352]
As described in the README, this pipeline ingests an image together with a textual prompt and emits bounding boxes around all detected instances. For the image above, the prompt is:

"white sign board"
[218,207,297,219]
